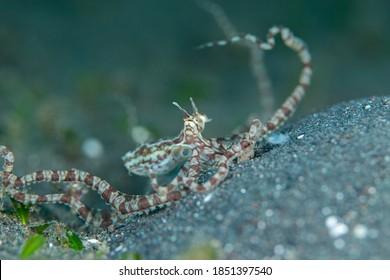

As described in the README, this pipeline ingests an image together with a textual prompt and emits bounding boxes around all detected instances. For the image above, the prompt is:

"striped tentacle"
[1,145,190,227]
[197,0,275,119]
[238,27,312,139]
[6,188,121,227]
[5,168,190,227]
[0,145,15,177]
[160,119,262,193]
[188,119,262,192]
[197,26,312,141]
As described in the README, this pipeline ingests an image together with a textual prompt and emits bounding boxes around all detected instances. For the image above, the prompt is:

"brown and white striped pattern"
[148,27,312,192]
[197,0,275,119]
[149,118,262,193]
[197,26,312,140]
[0,26,311,228]
[1,145,190,227]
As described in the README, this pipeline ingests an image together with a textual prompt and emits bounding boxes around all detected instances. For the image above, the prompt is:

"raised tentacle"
[196,0,275,119]
[197,26,312,140]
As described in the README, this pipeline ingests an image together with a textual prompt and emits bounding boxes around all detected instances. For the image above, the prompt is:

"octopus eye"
[172,145,192,161]
[181,147,191,158]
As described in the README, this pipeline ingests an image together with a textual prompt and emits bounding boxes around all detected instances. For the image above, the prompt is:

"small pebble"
[82,138,104,159]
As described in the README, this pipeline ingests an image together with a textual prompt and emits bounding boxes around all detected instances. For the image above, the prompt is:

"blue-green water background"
[0,0,389,198]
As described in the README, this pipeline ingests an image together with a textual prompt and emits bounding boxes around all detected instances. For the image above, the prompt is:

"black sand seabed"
[108,96,390,259]
[1,96,390,259]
